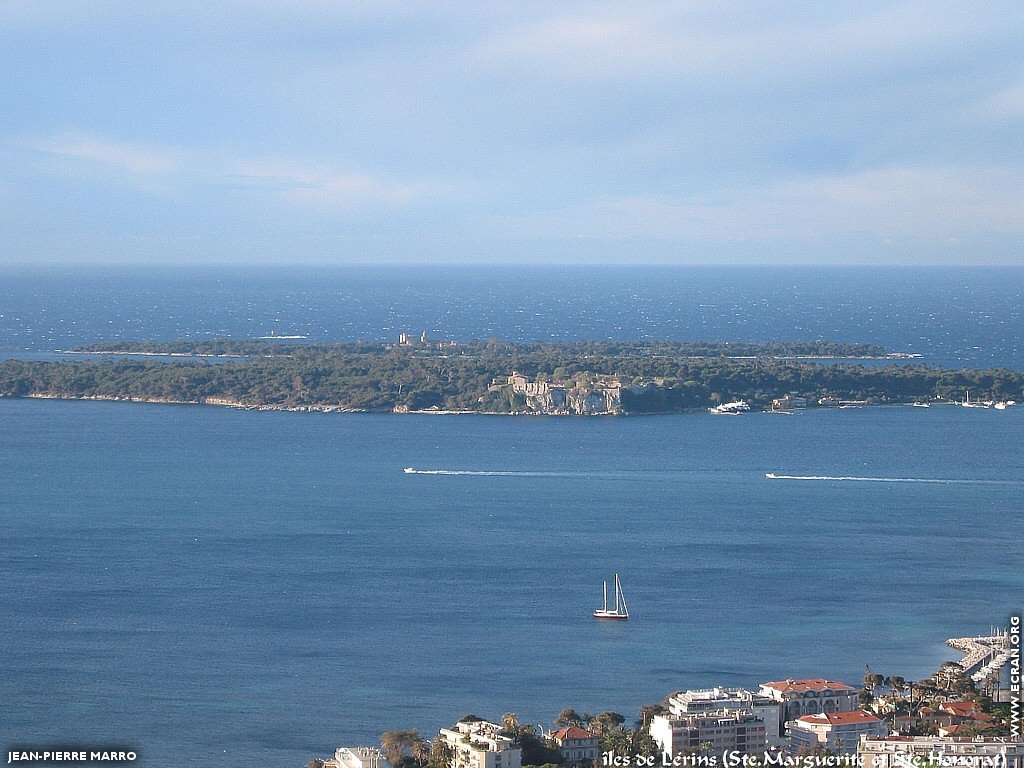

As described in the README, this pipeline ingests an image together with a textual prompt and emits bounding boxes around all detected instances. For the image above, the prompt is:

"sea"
[1,266,1022,767]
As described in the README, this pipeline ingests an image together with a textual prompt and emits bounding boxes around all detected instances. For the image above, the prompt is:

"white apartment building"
[438,720,522,768]
[332,748,393,768]
[759,679,860,721]
[667,686,784,747]
[650,710,766,760]
[787,711,887,755]
[859,737,1024,768]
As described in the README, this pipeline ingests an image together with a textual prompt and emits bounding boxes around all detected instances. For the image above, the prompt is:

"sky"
[2,1,1024,266]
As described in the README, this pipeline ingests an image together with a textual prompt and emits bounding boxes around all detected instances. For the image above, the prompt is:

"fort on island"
[493,372,628,415]
[310,628,1023,768]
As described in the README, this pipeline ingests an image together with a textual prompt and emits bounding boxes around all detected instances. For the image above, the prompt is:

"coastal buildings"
[858,737,1024,768]
[787,710,887,754]
[666,687,784,747]
[328,748,393,768]
[548,726,601,764]
[438,720,522,768]
[771,395,808,410]
[759,679,860,720]
[649,710,767,760]
[397,331,458,349]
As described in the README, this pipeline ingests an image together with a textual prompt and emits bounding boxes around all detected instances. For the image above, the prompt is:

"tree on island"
[502,713,523,738]
[518,732,564,766]
[637,702,668,729]
[589,711,626,736]
[555,708,584,728]
[600,727,633,756]
[381,729,424,766]
[885,675,907,693]
[410,734,430,765]
[863,672,885,691]
[427,740,452,768]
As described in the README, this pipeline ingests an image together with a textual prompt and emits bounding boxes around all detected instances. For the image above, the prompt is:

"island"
[0,337,1020,415]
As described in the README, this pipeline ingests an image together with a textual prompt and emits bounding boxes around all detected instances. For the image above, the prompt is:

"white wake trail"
[765,473,1012,485]
[404,469,582,477]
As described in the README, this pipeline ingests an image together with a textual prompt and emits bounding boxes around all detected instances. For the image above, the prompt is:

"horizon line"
[3,261,1024,270]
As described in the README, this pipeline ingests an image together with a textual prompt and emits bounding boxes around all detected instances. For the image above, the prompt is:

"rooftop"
[763,678,856,693]
[551,726,598,741]
[797,711,881,726]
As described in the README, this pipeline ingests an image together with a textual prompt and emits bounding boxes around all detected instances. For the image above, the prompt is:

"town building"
[549,726,601,764]
[328,748,393,768]
[438,720,522,768]
[858,736,1024,768]
[649,710,766,760]
[771,395,808,410]
[666,687,784,747]
[759,679,860,721]
[787,711,887,755]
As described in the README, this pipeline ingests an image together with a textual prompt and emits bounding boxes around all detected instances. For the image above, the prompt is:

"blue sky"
[2,1,1023,265]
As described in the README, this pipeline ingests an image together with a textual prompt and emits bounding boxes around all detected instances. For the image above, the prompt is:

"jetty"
[946,628,1014,688]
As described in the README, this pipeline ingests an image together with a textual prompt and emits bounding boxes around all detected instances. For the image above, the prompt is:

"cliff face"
[501,375,624,414]
[563,385,621,414]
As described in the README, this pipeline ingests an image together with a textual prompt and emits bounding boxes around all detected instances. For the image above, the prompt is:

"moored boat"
[594,573,629,620]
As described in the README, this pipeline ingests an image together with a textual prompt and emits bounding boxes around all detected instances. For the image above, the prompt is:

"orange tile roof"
[797,711,882,726]
[551,727,598,741]
[939,702,979,716]
[763,678,855,693]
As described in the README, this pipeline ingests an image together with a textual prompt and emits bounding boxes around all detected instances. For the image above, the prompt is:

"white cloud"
[467,2,1013,85]
[20,133,440,212]
[974,80,1024,120]
[30,134,181,175]
[228,158,434,210]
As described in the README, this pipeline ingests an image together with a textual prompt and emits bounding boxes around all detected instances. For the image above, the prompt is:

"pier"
[946,628,1014,691]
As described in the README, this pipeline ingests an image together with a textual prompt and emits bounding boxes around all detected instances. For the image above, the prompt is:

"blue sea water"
[1,267,1023,767]
[1,265,1023,368]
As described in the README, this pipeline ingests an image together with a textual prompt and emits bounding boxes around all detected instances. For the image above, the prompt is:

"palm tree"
[427,740,452,768]
[502,713,522,739]
[410,734,430,765]
[382,730,413,765]
[637,703,667,729]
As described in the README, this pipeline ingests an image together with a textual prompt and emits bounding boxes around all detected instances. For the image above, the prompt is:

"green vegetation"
[1,338,1020,413]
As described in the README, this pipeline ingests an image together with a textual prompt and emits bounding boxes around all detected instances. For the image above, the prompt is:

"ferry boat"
[708,400,750,414]
[594,573,629,621]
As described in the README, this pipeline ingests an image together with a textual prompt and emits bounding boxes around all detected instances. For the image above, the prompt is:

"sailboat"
[961,390,989,408]
[593,573,629,620]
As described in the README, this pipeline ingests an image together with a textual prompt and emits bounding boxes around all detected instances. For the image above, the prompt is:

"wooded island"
[0,339,1020,414]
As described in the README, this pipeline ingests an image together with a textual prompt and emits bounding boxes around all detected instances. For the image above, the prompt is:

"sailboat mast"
[603,580,608,611]
[615,573,629,616]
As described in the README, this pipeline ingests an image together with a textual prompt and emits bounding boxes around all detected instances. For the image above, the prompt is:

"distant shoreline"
[3,392,1012,417]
